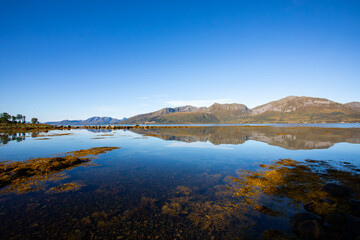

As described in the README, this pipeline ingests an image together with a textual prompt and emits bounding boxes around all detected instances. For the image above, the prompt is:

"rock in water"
[290,212,322,232]
[323,183,355,198]
[296,220,326,240]
[343,215,360,240]
[324,214,347,227]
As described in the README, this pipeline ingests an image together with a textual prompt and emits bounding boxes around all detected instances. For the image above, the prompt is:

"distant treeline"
[0,112,38,124]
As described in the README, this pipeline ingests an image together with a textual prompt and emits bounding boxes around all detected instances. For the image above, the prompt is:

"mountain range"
[46,116,126,125]
[121,96,360,124]
[46,96,360,125]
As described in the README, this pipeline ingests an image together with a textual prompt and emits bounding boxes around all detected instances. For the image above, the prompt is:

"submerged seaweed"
[0,147,119,194]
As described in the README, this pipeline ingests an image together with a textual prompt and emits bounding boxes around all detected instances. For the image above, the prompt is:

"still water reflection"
[0,126,359,239]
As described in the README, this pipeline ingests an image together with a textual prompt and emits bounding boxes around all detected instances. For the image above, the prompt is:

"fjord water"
[0,126,360,239]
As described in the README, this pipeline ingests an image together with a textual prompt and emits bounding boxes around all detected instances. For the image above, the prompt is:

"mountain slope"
[122,103,250,124]
[239,96,360,123]
[206,103,248,121]
[250,96,350,115]
[121,105,200,124]
[152,112,219,124]
[345,102,360,112]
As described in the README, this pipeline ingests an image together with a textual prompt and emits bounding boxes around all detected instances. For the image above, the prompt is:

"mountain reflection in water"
[130,126,360,150]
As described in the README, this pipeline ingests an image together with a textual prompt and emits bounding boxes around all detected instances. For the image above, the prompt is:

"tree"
[16,114,22,123]
[11,116,16,123]
[31,118,38,124]
[22,116,26,123]
[0,112,11,123]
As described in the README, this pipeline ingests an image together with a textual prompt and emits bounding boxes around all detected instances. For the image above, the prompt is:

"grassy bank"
[0,123,58,132]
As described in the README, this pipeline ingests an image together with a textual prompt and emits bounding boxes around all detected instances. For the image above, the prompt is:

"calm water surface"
[0,126,359,239]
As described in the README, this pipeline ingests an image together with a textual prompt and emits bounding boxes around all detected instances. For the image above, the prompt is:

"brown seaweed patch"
[0,147,119,194]
[174,186,192,196]
[229,159,360,216]
[254,205,281,217]
[187,201,233,231]
[47,183,82,193]
[161,185,240,233]
[63,147,119,158]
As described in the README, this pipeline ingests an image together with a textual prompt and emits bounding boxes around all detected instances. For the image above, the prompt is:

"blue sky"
[1,0,359,121]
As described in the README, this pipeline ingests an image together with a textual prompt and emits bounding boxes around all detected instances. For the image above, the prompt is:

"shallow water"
[0,126,359,239]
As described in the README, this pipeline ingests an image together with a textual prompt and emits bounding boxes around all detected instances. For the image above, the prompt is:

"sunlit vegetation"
[227,159,360,239]
[161,159,360,238]
[0,147,119,194]
[229,159,359,215]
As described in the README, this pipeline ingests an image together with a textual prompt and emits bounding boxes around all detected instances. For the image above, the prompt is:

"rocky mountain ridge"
[122,96,360,124]
[46,97,360,125]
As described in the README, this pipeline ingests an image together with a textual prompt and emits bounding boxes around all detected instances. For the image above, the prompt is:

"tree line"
[0,112,39,124]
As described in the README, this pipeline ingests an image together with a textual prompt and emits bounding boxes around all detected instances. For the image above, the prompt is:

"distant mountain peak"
[46,116,126,125]
[250,96,337,115]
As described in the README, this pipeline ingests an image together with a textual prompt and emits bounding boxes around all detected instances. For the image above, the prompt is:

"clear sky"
[1,0,359,122]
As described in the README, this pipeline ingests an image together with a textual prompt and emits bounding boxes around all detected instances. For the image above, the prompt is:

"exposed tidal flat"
[0,125,360,239]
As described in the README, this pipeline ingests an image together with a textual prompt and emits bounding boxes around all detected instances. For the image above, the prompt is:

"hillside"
[345,102,360,112]
[121,105,201,124]
[240,96,360,123]
[152,112,220,124]
[206,103,249,121]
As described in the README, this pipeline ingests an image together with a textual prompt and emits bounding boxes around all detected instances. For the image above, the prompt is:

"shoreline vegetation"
[0,123,59,131]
